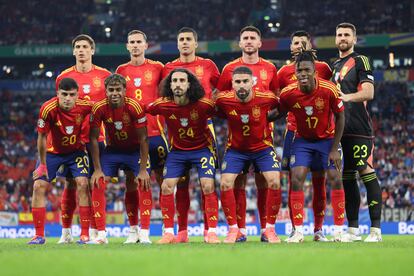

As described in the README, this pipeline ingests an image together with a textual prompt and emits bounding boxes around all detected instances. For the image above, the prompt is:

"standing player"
[147,69,220,244]
[28,78,92,244]
[216,66,282,243]
[89,74,150,244]
[332,23,382,242]
[55,34,111,243]
[162,27,220,242]
[217,25,279,241]
[269,51,347,243]
[116,30,167,243]
[277,30,334,241]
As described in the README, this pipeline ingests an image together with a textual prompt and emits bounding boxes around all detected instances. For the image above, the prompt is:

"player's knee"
[33,180,47,195]
[327,171,343,190]
[161,182,174,195]
[220,177,234,191]
[266,177,280,190]
[290,173,304,191]
[201,181,214,194]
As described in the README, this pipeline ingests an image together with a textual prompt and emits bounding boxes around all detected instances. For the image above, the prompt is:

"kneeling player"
[89,74,150,244]
[28,78,92,244]
[147,69,220,244]
[216,66,282,244]
[269,51,347,243]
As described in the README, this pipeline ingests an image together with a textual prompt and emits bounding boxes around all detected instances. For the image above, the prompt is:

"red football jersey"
[279,78,344,140]
[278,61,332,131]
[37,97,92,154]
[56,65,111,143]
[215,90,278,152]
[217,58,279,93]
[146,98,215,150]
[90,97,147,151]
[116,59,164,137]
[162,57,220,99]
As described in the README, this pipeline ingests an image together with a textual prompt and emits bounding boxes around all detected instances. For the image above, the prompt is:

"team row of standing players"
[28,23,382,244]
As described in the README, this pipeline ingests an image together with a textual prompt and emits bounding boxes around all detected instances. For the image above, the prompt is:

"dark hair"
[104,74,127,88]
[240,25,261,38]
[161,68,205,103]
[232,66,253,76]
[295,50,316,67]
[72,34,95,49]
[290,30,311,40]
[127,29,147,42]
[58,78,78,91]
[177,27,198,42]
[336,22,357,35]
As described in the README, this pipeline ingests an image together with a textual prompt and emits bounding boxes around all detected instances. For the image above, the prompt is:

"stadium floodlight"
[268,23,273,28]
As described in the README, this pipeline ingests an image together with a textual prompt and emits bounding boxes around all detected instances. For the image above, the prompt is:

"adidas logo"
[55,120,62,126]
[357,160,365,166]
[369,200,378,207]
[294,214,303,219]
[81,168,88,174]
[205,169,213,175]
[293,102,301,109]
[127,212,134,217]
[169,114,177,120]
[106,118,113,123]
[142,210,150,216]
[229,110,238,116]
[162,214,170,219]
[94,212,101,218]
[209,216,218,221]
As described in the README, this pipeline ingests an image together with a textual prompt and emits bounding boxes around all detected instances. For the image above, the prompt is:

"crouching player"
[268,51,347,242]
[89,74,150,244]
[216,66,282,243]
[28,78,92,244]
[147,68,220,244]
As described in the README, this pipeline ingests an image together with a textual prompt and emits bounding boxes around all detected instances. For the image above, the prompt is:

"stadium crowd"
[0,1,412,45]
[0,80,412,217]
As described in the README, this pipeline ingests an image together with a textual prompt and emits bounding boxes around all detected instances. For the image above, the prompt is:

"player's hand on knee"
[91,170,105,188]
[137,169,150,191]
[33,164,48,180]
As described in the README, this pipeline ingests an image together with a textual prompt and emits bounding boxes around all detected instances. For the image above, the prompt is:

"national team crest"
[180,118,189,127]
[134,78,142,87]
[75,114,83,125]
[144,70,152,82]
[260,69,268,80]
[290,155,295,165]
[241,114,249,123]
[252,105,261,119]
[195,65,204,78]
[190,109,199,121]
[82,84,91,94]
[37,119,45,128]
[315,97,325,110]
[305,106,313,116]
[221,161,227,171]
[93,77,101,88]
[114,121,123,130]
[122,113,131,125]
[65,126,74,134]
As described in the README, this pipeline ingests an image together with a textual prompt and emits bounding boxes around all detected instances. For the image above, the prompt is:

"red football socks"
[221,189,237,226]
[60,188,76,228]
[32,207,46,237]
[234,188,246,229]
[125,190,139,226]
[331,189,345,226]
[91,178,107,231]
[312,176,327,231]
[139,186,152,230]
[161,194,175,228]
[257,187,267,229]
[204,191,219,228]
[175,184,190,231]
[266,188,281,224]
[290,190,305,226]
[79,206,91,236]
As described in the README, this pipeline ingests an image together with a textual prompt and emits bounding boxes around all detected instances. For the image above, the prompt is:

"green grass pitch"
[1,235,413,276]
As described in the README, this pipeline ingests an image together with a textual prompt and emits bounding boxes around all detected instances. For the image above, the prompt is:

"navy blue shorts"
[149,135,169,170]
[163,148,216,179]
[36,151,89,182]
[281,129,295,171]
[101,147,151,177]
[290,138,341,171]
[221,147,280,174]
